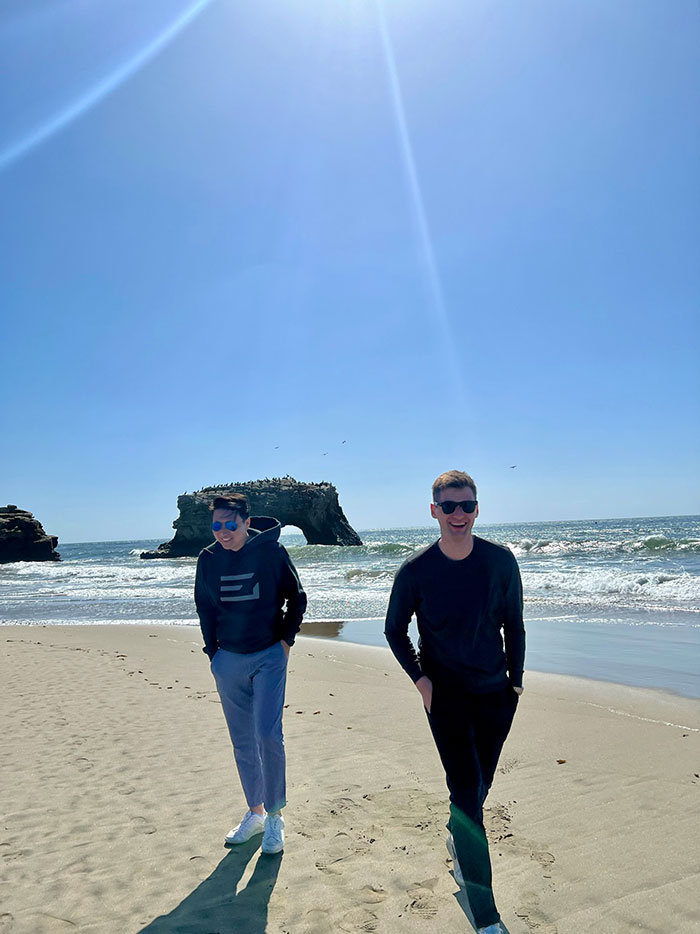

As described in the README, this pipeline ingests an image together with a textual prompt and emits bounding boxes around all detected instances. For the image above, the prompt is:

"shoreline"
[2,624,699,934]
[4,614,699,700]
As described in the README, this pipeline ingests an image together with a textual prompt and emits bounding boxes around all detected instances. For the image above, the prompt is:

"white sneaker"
[261,813,285,854]
[477,924,505,934]
[225,810,265,845]
[446,833,465,887]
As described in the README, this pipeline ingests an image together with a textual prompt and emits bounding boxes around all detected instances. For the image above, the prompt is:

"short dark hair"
[432,470,477,501]
[210,493,249,518]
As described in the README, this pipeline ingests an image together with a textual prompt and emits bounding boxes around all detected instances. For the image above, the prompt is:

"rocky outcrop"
[0,506,60,563]
[141,477,362,558]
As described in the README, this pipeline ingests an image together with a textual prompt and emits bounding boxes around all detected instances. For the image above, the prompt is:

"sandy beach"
[1,625,699,934]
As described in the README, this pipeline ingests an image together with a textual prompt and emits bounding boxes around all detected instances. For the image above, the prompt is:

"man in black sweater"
[195,493,306,855]
[385,470,525,934]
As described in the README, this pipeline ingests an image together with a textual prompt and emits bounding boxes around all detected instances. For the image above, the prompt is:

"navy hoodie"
[194,516,307,658]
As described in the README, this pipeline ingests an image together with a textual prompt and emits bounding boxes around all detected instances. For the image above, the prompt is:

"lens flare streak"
[374,0,463,399]
[0,0,214,172]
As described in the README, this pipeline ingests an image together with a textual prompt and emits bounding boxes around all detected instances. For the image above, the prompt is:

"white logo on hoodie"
[220,573,260,602]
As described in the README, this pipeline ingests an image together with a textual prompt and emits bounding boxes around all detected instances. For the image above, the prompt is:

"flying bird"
[509,465,517,469]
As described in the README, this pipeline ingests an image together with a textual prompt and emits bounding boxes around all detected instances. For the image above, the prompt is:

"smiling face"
[212,508,250,551]
[430,485,479,543]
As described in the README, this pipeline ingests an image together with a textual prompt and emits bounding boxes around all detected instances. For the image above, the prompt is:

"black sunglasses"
[434,499,478,515]
[212,520,237,532]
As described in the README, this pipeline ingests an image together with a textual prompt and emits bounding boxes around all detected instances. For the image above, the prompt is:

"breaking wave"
[508,536,700,558]
[286,541,418,563]
[522,567,700,611]
[344,568,395,583]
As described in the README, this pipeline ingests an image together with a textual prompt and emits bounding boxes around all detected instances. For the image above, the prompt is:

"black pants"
[427,681,518,929]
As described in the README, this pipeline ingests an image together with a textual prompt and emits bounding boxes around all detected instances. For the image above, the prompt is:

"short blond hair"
[432,470,477,501]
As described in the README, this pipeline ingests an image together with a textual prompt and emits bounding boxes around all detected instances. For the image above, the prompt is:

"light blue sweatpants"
[211,642,288,813]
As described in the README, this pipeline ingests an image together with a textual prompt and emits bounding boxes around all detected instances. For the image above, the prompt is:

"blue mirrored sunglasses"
[212,520,237,532]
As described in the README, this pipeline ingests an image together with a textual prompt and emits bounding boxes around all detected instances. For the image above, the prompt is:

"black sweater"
[384,536,525,692]
[194,517,307,658]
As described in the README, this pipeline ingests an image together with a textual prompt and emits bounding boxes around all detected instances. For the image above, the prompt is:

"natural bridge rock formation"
[141,477,362,558]
[0,505,60,563]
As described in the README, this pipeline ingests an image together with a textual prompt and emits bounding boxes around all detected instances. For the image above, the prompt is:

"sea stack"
[141,477,362,558]
[0,505,60,563]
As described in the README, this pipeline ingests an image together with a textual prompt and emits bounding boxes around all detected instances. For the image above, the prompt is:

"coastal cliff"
[0,506,60,563]
[141,477,362,558]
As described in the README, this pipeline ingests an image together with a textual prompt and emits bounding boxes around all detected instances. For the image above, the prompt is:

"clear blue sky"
[1,0,698,543]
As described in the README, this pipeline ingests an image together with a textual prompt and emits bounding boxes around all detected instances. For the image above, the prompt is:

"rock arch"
[141,477,362,558]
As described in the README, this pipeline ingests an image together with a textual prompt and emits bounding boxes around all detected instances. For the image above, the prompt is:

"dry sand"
[1,625,699,934]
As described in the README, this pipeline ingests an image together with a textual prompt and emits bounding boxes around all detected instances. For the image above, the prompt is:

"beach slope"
[1,625,698,933]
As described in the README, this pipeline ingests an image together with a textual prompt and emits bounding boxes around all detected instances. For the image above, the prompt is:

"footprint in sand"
[73,757,93,772]
[315,830,370,874]
[0,913,13,932]
[338,907,379,932]
[406,879,439,919]
[487,802,512,824]
[115,782,135,796]
[314,859,341,875]
[359,885,387,904]
[304,908,331,934]
[328,795,360,816]
[130,816,156,835]
[1,851,27,863]
[498,757,518,774]
[531,850,556,867]
[515,891,559,933]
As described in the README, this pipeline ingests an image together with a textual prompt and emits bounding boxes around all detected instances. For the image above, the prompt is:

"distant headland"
[140,477,362,559]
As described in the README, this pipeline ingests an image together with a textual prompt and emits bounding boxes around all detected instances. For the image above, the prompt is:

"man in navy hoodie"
[195,493,307,854]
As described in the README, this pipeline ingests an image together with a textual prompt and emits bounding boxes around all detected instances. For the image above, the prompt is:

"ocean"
[2,516,699,698]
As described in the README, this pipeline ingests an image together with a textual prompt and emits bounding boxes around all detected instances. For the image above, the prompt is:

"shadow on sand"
[139,839,282,934]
